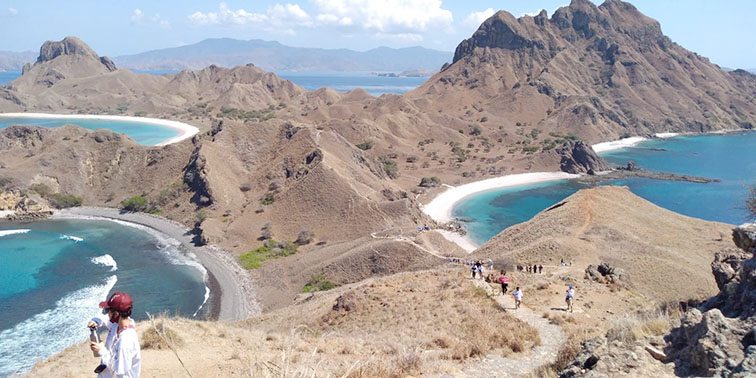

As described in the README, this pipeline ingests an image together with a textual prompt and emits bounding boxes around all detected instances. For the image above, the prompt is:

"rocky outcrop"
[584,262,629,287]
[662,223,756,377]
[555,140,610,174]
[0,190,53,220]
[37,36,99,63]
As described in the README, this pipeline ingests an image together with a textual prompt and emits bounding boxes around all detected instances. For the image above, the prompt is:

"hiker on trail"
[488,259,494,270]
[471,264,477,279]
[566,285,576,313]
[498,275,510,295]
[513,287,523,309]
[538,265,543,274]
[87,292,141,378]
[532,264,537,274]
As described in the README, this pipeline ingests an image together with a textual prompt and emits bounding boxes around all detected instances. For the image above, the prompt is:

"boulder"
[711,249,750,290]
[556,140,610,175]
[733,223,756,253]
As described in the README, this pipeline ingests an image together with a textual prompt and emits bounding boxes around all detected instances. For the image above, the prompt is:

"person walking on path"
[498,274,510,295]
[538,265,543,274]
[87,292,141,378]
[471,264,477,279]
[565,285,576,313]
[513,287,523,309]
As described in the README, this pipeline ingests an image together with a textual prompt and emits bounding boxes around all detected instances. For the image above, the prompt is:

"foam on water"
[91,254,118,272]
[0,229,30,237]
[0,275,117,377]
[192,285,211,318]
[60,234,83,242]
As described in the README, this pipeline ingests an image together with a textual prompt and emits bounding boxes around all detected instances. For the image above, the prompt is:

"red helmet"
[99,292,133,312]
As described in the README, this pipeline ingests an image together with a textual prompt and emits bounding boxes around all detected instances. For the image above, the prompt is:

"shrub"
[260,191,275,205]
[380,156,398,179]
[239,239,297,269]
[0,176,13,191]
[523,146,540,153]
[356,141,374,150]
[470,125,482,136]
[301,274,336,293]
[295,229,314,245]
[619,132,632,139]
[47,193,83,209]
[120,196,148,212]
[141,319,184,350]
[195,210,208,224]
[419,177,442,187]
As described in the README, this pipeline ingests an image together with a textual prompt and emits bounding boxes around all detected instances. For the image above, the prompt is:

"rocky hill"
[409,0,756,143]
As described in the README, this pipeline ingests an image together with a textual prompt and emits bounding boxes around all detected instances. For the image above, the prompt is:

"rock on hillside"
[473,186,735,303]
[412,0,756,142]
[663,223,756,377]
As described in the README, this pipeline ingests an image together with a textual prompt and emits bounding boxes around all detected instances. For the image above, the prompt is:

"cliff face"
[415,0,756,142]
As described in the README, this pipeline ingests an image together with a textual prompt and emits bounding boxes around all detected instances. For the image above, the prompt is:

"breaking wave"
[0,229,30,238]
[91,254,118,272]
[0,275,118,377]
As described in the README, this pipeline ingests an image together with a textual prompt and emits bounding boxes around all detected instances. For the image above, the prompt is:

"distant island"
[371,69,437,78]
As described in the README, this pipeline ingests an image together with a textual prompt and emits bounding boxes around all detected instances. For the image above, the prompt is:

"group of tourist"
[516,264,544,274]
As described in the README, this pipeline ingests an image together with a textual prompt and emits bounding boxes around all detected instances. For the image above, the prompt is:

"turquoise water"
[0,71,21,85]
[0,219,207,377]
[453,132,756,245]
[0,117,181,146]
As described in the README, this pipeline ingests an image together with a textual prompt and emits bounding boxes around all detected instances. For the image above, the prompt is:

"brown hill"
[409,0,756,143]
[472,186,734,302]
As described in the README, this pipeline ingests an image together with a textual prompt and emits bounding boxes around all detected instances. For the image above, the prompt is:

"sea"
[0,218,208,377]
[0,70,428,97]
[452,132,756,245]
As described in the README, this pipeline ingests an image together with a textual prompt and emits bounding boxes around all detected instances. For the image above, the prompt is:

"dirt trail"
[455,279,566,378]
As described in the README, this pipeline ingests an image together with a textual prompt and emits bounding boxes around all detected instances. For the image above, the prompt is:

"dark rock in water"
[556,140,610,174]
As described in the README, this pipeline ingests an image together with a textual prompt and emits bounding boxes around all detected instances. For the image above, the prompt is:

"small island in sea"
[2,0,756,377]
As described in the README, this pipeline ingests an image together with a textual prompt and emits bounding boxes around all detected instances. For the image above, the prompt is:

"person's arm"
[89,314,115,330]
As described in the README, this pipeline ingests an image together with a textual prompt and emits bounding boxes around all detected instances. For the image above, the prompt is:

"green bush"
[0,176,13,191]
[47,193,83,209]
[260,191,275,205]
[470,125,482,136]
[302,274,336,293]
[121,196,148,212]
[419,177,441,187]
[379,156,398,179]
[195,210,208,224]
[620,132,632,139]
[356,141,374,150]
[239,239,297,269]
[522,146,540,153]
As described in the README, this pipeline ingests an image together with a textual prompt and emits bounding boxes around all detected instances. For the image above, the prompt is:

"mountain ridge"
[113,38,452,72]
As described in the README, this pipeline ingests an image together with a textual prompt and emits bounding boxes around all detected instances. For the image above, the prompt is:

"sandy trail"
[455,279,566,378]
[52,207,260,321]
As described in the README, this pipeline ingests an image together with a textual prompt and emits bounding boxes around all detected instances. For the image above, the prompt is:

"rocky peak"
[554,140,610,174]
[452,10,545,63]
[35,36,116,72]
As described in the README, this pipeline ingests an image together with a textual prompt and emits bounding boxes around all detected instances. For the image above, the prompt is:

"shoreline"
[422,172,580,251]
[0,113,199,146]
[51,207,260,321]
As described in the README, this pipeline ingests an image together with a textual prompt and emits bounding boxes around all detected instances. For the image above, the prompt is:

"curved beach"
[422,172,580,251]
[0,113,200,146]
[51,207,260,321]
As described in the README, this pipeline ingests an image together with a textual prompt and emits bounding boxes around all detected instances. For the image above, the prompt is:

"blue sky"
[0,1,753,68]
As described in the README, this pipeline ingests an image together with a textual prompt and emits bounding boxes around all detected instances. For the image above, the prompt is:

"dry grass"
[141,318,184,350]
[605,307,677,344]
[542,312,577,327]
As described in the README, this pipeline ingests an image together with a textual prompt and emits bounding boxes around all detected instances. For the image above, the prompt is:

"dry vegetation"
[26,270,541,377]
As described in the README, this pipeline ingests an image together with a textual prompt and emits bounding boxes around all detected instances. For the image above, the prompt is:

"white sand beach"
[0,113,199,146]
[655,132,679,138]
[422,172,580,251]
[591,136,647,153]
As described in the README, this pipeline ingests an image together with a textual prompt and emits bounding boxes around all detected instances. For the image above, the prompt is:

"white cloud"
[464,8,494,27]
[8,7,18,16]
[188,2,311,29]
[130,9,143,23]
[312,0,453,33]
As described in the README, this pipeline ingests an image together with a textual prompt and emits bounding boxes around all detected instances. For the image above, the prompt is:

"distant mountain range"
[0,51,36,72]
[112,38,451,72]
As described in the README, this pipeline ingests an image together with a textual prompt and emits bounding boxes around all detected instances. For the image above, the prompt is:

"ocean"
[452,132,756,245]
[0,218,207,377]
[0,70,427,97]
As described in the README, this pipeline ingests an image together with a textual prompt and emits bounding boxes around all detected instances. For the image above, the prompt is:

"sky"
[0,0,754,68]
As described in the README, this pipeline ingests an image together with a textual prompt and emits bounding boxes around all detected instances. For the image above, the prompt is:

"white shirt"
[513,290,523,301]
[93,315,142,378]
[567,288,575,299]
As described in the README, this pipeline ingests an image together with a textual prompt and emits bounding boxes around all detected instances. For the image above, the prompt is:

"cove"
[0,114,199,146]
[452,132,756,246]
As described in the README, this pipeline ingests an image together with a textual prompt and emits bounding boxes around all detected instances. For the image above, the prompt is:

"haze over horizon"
[1,0,755,69]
